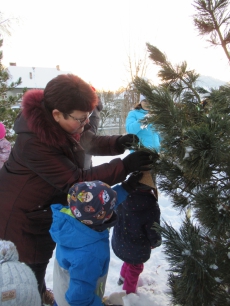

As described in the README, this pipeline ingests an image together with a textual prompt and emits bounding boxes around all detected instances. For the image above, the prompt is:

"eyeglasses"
[65,112,92,125]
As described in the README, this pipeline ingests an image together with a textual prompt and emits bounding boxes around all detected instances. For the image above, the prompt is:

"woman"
[0,74,152,305]
[126,94,161,151]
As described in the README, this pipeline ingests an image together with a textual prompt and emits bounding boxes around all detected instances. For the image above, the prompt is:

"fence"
[98,125,126,135]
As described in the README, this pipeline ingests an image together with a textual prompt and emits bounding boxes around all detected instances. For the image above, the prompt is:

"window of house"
[1,94,7,100]
[16,93,23,100]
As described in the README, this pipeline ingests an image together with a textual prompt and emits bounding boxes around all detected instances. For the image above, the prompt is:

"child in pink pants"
[119,263,144,294]
[112,182,161,294]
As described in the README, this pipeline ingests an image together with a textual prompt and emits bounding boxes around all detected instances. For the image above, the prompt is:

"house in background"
[7,63,72,108]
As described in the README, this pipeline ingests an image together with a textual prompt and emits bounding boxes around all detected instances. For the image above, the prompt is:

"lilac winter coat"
[0,138,11,169]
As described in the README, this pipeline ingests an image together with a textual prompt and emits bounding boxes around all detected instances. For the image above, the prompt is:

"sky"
[1,0,229,91]
[45,152,184,306]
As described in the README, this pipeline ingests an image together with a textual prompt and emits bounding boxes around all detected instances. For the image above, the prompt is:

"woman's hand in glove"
[122,171,143,193]
[122,150,153,174]
[117,134,139,150]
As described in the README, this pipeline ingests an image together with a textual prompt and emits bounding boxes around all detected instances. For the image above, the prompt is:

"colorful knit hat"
[0,122,6,139]
[68,181,117,226]
[0,240,41,306]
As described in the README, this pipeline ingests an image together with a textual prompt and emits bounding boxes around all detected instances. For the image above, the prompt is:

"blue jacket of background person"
[111,189,162,265]
[126,108,161,151]
[49,184,127,306]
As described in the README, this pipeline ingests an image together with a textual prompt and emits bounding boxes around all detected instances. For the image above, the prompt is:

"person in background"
[125,94,161,151]
[111,172,162,296]
[0,74,153,306]
[50,172,143,306]
[0,240,41,306]
[84,87,103,170]
[125,93,161,197]
[0,122,11,169]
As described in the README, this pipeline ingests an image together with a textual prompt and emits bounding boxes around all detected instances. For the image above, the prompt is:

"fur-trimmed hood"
[14,89,82,148]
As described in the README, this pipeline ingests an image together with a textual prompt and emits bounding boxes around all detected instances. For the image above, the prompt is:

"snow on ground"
[46,152,183,306]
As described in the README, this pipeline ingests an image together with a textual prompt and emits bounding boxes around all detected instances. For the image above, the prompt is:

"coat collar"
[18,89,84,148]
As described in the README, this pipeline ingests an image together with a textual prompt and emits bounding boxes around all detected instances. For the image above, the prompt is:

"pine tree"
[133,1,230,305]
[0,36,22,143]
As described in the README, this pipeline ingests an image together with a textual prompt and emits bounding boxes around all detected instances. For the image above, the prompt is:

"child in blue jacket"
[50,172,142,306]
[126,95,161,151]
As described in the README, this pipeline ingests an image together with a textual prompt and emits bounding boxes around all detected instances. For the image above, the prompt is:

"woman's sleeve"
[125,111,142,135]
[21,138,127,193]
[80,132,125,156]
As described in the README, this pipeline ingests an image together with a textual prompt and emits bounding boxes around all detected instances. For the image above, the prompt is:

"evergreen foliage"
[133,1,230,304]
[0,37,23,143]
[193,0,230,60]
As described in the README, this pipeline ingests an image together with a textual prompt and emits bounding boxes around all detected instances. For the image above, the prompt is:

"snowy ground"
[45,152,184,306]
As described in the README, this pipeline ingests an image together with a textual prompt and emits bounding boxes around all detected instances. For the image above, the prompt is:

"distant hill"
[197,75,228,90]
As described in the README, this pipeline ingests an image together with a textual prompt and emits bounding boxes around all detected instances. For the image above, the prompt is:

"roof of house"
[7,65,72,89]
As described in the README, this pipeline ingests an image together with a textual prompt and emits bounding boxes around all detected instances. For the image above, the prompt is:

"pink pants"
[120,262,144,294]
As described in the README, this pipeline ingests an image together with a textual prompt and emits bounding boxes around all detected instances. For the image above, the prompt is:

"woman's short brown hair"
[44,74,98,113]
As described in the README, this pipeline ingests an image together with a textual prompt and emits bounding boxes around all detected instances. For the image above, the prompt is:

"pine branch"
[145,43,202,103]
[193,0,230,61]
[155,219,229,305]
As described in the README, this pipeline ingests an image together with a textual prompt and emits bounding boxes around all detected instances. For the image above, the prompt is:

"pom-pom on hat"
[0,122,6,139]
[0,240,41,306]
[68,181,117,227]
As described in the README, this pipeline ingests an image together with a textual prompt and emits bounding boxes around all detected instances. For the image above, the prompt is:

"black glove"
[117,134,139,150]
[122,171,143,193]
[122,150,153,174]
